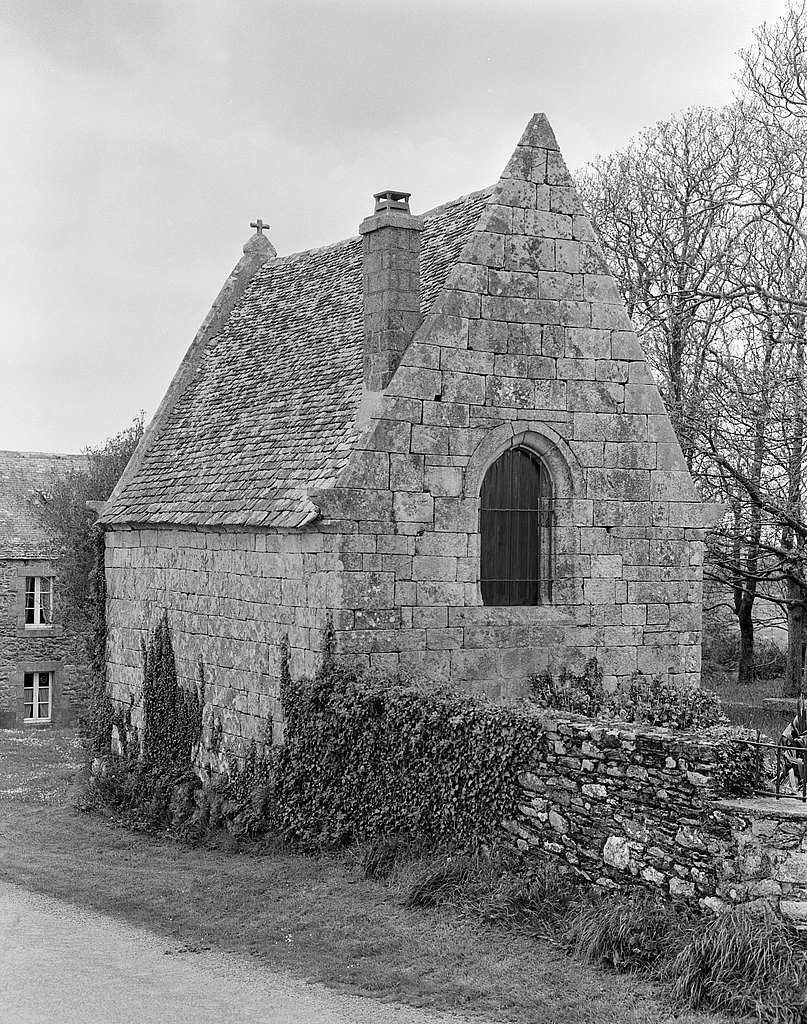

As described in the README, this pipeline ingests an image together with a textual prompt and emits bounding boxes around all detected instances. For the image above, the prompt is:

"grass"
[0,728,732,1024]
[564,892,691,973]
[703,670,794,739]
[666,905,807,1022]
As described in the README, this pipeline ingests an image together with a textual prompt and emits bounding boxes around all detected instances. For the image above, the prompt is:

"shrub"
[276,657,546,849]
[610,675,728,730]
[665,905,807,1022]
[529,659,604,716]
[205,739,279,837]
[529,663,728,731]
[89,755,201,829]
[713,727,772,796]
[755,637,789,681]
[701,610,787,681]
[564,891,691,973]
[142,612,203,768]
[88,614,210,831]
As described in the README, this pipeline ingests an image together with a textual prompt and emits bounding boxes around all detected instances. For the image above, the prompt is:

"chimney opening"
[373,190,411,214]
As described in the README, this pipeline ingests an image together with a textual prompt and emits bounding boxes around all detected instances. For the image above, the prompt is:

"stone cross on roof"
[250,219,269,234]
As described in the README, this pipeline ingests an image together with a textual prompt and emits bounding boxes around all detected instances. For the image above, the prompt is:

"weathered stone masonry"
[505,713,807,927]
[311,113,711,696]
[102,114,715,760]
[0,557,86,727]
[0,450,89,728]
[106,527,336,760]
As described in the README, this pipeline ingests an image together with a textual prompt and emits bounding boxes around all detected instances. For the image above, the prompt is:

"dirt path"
[0,881,492,1024]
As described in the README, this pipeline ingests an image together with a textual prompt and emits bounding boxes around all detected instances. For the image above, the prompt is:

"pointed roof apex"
[243,231,276,258]
[243,219,276,257]
[518,113,560,152]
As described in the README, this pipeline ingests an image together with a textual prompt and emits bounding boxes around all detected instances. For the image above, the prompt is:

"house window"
[24,671,52,723]
[480,446,554,606]
[25,576,53,627]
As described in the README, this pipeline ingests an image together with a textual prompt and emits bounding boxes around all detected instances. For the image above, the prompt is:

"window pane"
[480,448,553,607]
[25,579,35,623]
[38,703,50,720]
[40,579,53,624]
[24,703,34,720]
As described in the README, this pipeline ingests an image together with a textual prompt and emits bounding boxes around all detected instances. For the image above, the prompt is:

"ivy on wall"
[141,611,203,768]
[275,645,546,848]
[84,525,115,756]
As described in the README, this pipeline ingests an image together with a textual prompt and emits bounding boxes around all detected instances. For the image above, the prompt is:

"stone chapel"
[100,114,716,758]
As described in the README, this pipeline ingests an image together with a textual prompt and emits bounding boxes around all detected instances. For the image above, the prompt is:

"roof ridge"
[269,186,495,266]
[0,450,85,459]
[267,234,360,266]
[418,185,495,222]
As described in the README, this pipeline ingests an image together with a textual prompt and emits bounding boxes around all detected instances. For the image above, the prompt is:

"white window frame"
[24,575,54,628]
[23,671,52,723]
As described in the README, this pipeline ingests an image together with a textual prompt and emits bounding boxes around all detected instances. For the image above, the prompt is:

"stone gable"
[314,113,711,696]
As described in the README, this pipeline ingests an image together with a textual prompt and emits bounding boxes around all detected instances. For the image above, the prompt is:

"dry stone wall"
[717,798,807,928]
[505,714,807,926]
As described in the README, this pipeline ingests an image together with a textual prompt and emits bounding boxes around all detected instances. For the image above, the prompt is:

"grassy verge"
[703,671,793,737]
[0,728,732,1024]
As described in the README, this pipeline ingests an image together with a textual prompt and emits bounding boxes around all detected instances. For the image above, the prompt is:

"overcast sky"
[0,0,788,454]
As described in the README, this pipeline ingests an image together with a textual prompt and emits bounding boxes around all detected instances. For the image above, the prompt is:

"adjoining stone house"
[0,451,89,727]
[100,114,717,760]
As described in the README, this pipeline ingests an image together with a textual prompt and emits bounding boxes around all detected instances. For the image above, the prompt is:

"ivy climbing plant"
[276,637,547,849]
[141,611,203,768]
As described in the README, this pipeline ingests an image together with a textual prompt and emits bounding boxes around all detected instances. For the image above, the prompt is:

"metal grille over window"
[23,671,52,722]
[480,447,554,606]
[24,576,53,627]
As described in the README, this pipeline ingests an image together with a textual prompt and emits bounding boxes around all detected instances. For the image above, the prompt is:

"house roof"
[0,451,88,559]
[101,187,493,528]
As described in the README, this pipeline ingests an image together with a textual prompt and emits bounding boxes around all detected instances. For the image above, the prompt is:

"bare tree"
[577,107,742,465]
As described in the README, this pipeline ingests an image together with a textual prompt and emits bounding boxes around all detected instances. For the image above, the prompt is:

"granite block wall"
[716,798,807,927]
[308,116,714,696]
[105,526,339,761]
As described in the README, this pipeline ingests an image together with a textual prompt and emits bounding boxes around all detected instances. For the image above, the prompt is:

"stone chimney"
[359,190,424,392]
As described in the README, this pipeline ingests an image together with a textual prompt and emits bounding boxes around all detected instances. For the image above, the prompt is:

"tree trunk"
[783,591,805,696]
[737,595,756,684]
[783,318,804,695]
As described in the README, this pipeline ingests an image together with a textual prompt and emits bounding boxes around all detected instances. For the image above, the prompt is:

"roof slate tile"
[0,451,88,559]
[103,188,492,528]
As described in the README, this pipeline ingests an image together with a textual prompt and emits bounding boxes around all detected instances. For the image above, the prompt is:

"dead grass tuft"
[665,904,807,1022]
[564,891,693,973]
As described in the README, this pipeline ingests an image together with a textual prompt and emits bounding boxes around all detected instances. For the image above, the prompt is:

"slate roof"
[0,451,88,559]
[102,187,493,528]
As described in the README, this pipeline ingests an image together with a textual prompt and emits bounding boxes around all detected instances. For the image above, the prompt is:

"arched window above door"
[480,446,554,606]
